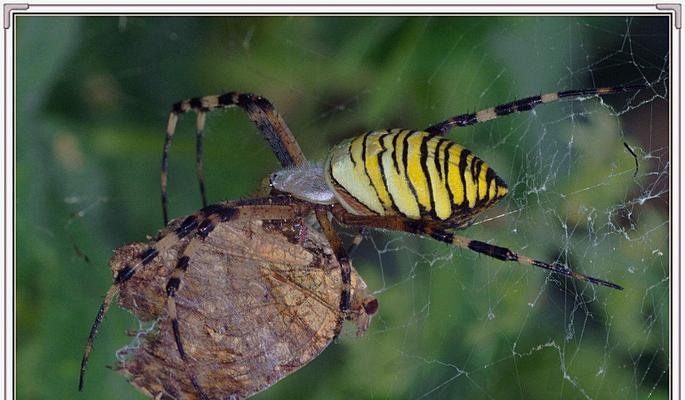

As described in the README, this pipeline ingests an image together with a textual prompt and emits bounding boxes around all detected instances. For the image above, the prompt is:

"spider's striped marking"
[325,129,508,227]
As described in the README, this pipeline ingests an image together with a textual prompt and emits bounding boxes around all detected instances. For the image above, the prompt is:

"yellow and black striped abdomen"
[324,129,509,226]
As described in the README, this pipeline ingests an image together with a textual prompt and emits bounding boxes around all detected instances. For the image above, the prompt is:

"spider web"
[249,16,668,400]
[17,14,669,400]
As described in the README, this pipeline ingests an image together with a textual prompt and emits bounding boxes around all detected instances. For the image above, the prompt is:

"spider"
[81,85,641,399]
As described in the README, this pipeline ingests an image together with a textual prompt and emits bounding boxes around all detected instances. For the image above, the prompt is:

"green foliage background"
[16,16,669,399]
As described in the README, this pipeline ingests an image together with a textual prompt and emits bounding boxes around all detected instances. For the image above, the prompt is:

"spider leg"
[426,228,623,290]
[347,228,368,256]
[425,84,646,136]
[80,197,314,394]
[196,111,208,209]
[165,236,209,400]
[330,207,623,290]
[314,208,353,317]
[78,283,118,391]
[157,205,239,399]
[78,210,201,391]
[162,112,179,225]
[163,198,316,398]
[161,92,307,225]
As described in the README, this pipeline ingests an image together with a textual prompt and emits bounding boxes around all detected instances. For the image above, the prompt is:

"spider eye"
[363,298,379,315]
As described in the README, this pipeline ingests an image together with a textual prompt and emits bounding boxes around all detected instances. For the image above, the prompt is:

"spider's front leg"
[162,206,239,400]
[78,207,209,392]
[161,92,307,225]
[160,198,317,399]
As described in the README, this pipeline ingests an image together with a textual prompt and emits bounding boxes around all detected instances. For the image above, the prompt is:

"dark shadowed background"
[16,16,669,399]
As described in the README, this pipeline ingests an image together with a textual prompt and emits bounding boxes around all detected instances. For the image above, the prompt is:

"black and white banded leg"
[425,85,646,136]
[424,227,623,290]
[78,205,225,392]
[330,209,622,290]
[78,210,203,391]
[161,92,307,225]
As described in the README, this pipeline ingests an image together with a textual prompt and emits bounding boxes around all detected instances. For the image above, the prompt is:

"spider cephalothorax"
[81,85,643,399]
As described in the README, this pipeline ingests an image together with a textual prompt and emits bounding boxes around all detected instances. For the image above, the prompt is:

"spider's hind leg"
[424,227,623,290]
[424,84,645,136]
[331,208,623,290]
